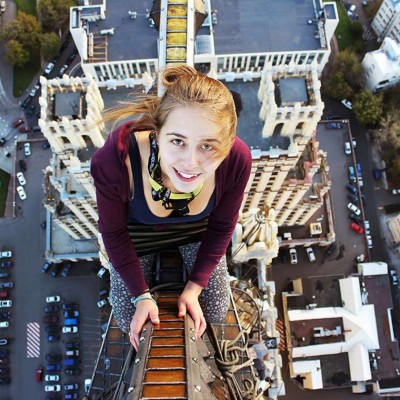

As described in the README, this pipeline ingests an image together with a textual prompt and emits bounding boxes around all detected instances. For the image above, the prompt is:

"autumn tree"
[41,32,61,59]
[4,40,29,67]
[38,0,78,33]
[353,89,383,127]
[325,70,354,100]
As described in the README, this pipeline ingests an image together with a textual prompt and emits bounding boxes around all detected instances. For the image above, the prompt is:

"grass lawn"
[0,170,10,217]
[13,0,40,97]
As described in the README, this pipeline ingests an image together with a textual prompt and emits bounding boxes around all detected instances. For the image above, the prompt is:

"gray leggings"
[109,242,230,333]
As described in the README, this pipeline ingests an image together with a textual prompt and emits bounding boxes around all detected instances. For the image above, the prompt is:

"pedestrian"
[91,64,252,350]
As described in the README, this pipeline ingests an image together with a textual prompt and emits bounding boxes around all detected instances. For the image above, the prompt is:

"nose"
[182,146,199,169]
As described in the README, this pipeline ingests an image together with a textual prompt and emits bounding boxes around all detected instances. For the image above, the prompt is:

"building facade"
[371,0,400,43]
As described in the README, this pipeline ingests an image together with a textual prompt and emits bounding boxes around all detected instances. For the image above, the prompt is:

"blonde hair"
[104,64,237,158]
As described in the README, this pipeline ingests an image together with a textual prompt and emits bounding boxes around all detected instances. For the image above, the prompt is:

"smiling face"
[157,106,224,194]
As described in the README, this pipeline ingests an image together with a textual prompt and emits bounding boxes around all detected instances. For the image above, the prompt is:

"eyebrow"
[166,132,221,143]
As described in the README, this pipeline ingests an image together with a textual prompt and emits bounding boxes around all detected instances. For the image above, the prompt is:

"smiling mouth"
[174,168,200,181]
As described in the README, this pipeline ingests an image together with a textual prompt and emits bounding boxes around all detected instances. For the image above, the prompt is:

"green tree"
[4,39,29,67]
[41,32,61,59]
[334,49,363,90]
[38,0,78,33]
[325,71,353,100]
[353,89,383,127]
[0,12,42,52]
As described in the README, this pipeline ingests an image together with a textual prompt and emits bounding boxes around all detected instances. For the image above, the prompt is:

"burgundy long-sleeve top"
[90,123,252,296]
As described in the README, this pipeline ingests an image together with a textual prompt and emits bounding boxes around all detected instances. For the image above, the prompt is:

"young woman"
[91,64,252,350]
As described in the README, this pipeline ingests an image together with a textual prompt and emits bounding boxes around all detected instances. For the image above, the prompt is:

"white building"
[371,0,400,43]
[362,37,400,92]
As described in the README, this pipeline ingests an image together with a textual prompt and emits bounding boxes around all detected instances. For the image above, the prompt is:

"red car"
[0,292,8,299]
[350,222,364,234]
[35,365,43,382]
[12,118,25,128]
[42,315,59,324]
[18,126,32,133]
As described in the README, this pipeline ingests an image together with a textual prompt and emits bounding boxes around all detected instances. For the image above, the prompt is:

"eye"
[171,139,184,146]
[201,143,214,151]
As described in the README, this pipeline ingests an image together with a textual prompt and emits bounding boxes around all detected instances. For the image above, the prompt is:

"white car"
[390,270,399,286]
[85,378,92,393]
[44,62,55,75]
[392,189,400,195]
[17,186,27,201]
[0,321,9,328]
[306,247,316,263]
[97,298,108,308]
[344,142,351,155]
[45,374,60,382]
[0,251,12,258]
[46,295,61,303]
[97,267,108,278]
[0,300,12,308]
[29,84,40,97]
[16,172,26,186]
[366,235,373,249]
[341,99,353,109]
[45,384,61,392]
[347,202,361,216]
[62,325,78,334]
[289,248,298,264]
[364,220,370,235]
[24,143,31,156]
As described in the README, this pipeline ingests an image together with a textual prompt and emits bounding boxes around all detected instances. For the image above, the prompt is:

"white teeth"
[178,171,197,179]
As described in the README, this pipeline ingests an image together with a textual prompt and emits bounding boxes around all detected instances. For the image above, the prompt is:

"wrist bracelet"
[131,293,156,308]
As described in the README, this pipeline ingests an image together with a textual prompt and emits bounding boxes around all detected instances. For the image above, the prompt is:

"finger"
[198,316,207,337]
[193,315,201,338]
[129,331,139,350]
[178,302,186,318]
[149,309,160,325]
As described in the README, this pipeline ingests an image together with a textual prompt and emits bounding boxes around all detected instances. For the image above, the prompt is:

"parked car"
[84,378,92,392]
[64,318,79,326]
[0,301,12,308]
[43,62,55,76]
[97,267,108,278]
[390,270,399,286]
[42,261,52,273]
[24,143,31,157]
[43,315,59,324]
[45,384,61,392]
[62,303,78,312]
[392,189,400,195]
[47,334,60,343]
[0,290,9,298]
[324,243,337,259]
[64,383,79,391]
[51,264,62,277]
[350,213,362,225]
[12,118,25,128]
[0,349,9,356]
[373,169,381,180]
[65,393,79,400]
[19,125,32,133]
[63,357,80,367]
[99,289,109,298]
[16,172,26,186]
[341,99,353,109]
[347,193,359,204]
[0,377,10,385]
[45,374,60,382]
[45,326,60,334]
[58,64,69,77]
[62,326,78,334]
[350,222,364,234]
[344,142,351,155]
[347,202,361,216]
[17,186,27,201]
[326,122,342,129]
[289,248,298,264]
[64,310,80,318]
[65,350,79,357]
[305,247,316,263]
[19,159,27,172]
[46,353,62,363]
[46,363,62,372]
[35,366,44,382]
[29,84,40,97]
[0,322,9,329]
[0,261,12,268]
[97,298,108,308]
[364,220,371,235]
[0,251,12,258]
[366,235,373,249]
[44,305,60,313]
[46,296,61,304]
[61,263,72,278]
[348,166,356,182]
[0,282,12,289]
[0,339,9,346]
[0,312,10,320]
[65,341,80,350]
[64,368,81,376]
